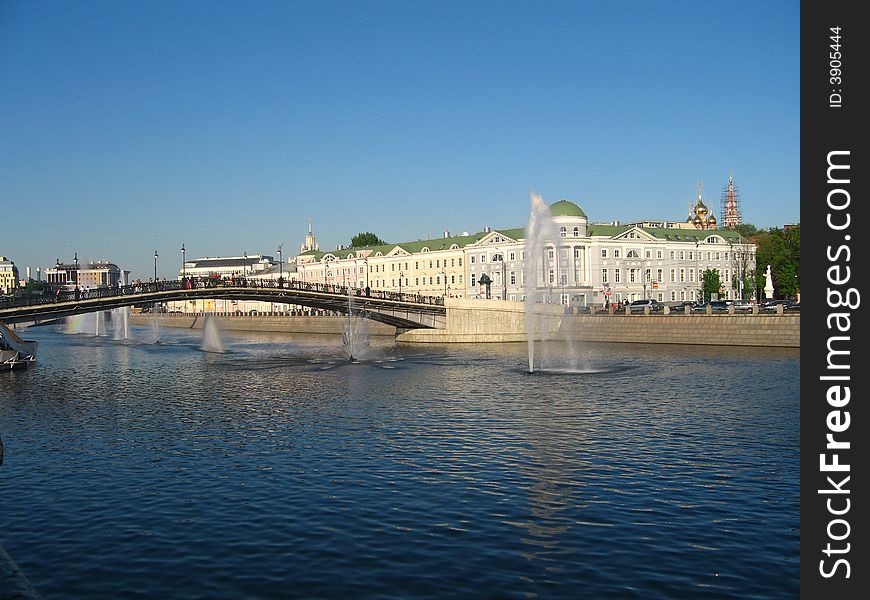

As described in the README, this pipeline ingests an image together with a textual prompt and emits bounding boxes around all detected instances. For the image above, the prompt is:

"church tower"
[301,218,319,252]
[720,173,742,229]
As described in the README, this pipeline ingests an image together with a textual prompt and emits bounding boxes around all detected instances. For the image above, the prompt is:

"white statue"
[764,264,775,299]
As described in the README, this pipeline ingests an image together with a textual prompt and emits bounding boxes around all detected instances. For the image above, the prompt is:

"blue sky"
[1,0,799,280]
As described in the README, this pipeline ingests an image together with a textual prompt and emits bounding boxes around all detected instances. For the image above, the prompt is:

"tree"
[754,225,800,300]
[701,269,721,302]
[350,232,386,247]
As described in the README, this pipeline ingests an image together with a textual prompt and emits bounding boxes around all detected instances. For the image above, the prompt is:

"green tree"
[701,268,721,302]
[754,225,800,300]
[350,232,386,247]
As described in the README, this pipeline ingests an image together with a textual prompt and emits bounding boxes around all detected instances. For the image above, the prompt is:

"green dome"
[549,200,587,218]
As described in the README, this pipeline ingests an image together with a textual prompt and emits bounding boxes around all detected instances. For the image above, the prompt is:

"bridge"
[0,280,447,330]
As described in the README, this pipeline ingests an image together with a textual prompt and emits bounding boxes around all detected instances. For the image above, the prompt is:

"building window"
[614,249,621,258]
[679,251,685,261]
[548,270,555,284]
[615,269,621,283]
[510,271,516,285]
[547,249,554,259]
[470,274,476,287]
[657,268,663,282]
[602,269,608,284]
[559,226,567,237]
[671,291,677,301]
[715,252,720,261]
[601,249,608,258]
[645,250,652,259]
[657,250,663,259]
[629,269,636,283]
[573,227,579,236]
[458,258,463,266]
[509,252,515,261]
[670,251,675,260]
[679,268,685,282]
[470,256,475,264]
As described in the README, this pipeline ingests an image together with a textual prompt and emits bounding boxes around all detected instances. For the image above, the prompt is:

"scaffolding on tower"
[720,173,742,229]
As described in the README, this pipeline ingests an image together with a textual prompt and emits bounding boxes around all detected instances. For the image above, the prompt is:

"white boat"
[0,322,37,370]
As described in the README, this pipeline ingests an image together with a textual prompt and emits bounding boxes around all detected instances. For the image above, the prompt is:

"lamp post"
[154,250,158,282]
[243,252,248,277]
[398,270,403,296]
[74,252,79,289]
[277,244,283,287]
[181,244,186,280]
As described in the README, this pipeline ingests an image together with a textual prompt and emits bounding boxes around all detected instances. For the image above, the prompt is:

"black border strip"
[801,2,867,597]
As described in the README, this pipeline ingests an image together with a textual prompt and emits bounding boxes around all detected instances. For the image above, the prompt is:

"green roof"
[549,200,587,218]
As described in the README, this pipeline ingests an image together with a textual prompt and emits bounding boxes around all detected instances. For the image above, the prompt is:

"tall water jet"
[64,314,85,334]
[94,310,105,336]
[343,287,371,362]
[150,303,162,344]
[112,306,130,340]
[201,315,225,353]
[524,193,561,373]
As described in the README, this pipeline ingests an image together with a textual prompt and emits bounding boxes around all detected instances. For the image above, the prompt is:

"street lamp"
[277,244,283,287]
[243,252,248,277]
[181,243,186,280]
[398,270,403,296]
[154,250,158,282]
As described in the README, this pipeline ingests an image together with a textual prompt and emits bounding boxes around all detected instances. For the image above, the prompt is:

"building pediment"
[387,246,410,257]
[614,226,657,241]
[475,231,520,247]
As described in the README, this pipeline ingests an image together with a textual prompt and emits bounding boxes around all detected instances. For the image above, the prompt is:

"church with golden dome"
[686,182,718,230]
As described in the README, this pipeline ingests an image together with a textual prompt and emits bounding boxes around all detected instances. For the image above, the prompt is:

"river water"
[1,323,799,598]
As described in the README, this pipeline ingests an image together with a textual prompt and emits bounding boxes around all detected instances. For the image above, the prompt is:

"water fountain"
[524,193,561,373]
[343,287,372,362]
[112,306,130,340]
[151,303,162,344]
[64,314,84,334]
[523,193,591,374]
[201,315,225,353]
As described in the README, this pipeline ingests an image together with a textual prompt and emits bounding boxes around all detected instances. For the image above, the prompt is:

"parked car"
[760,299,793,313]
[784,302,801,312]
[629,299,664,313]
[692,300,729,313]
[730,299,753,312]
[671,301,697,312]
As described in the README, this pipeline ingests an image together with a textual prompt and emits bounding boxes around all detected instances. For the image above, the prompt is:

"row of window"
[601,268,732,285]
[599,248,747,261]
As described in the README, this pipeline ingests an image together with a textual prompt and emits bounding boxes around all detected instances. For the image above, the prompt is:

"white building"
[295,199,756,306]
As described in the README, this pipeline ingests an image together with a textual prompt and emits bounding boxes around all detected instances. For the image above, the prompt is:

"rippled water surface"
[1,323,799,598]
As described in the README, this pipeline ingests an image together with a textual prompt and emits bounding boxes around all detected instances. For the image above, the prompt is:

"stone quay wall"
[128,303,800,348]
[128,314,396,336]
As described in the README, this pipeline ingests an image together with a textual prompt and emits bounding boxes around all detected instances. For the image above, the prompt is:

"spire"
[308,218,312,234]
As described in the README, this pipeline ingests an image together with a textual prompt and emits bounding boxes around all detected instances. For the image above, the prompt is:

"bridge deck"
[0,281,446,330]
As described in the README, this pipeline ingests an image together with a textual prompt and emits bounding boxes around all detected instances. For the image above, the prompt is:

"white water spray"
[201,315,225,353]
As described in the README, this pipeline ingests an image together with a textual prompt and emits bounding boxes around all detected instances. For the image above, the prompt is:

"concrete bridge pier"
[397,298,562,343]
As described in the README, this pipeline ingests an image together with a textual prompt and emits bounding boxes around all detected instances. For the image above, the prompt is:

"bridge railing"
[0,277,445,310]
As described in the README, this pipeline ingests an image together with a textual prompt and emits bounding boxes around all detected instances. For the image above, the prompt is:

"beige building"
[295,198,756,306]
[0,256,19,294]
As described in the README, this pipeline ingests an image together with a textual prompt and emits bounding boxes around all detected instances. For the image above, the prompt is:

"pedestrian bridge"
[0,280,447,330]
